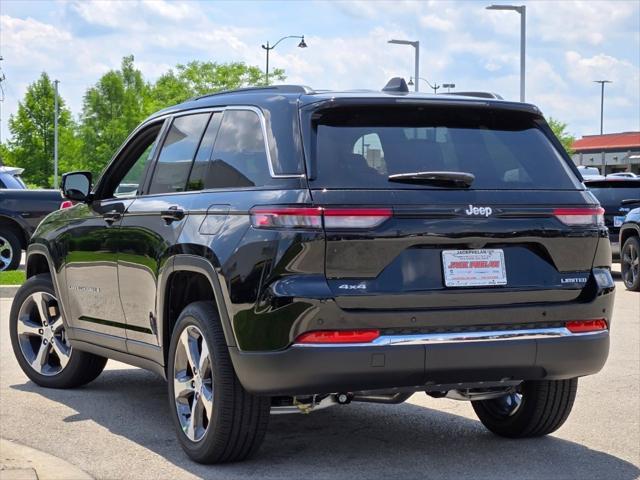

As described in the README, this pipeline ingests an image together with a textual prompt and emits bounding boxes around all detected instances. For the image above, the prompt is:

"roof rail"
[192,85,314,101]
[447,91,504,100]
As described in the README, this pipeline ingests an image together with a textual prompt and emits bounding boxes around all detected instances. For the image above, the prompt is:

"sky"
[1,0,639,143]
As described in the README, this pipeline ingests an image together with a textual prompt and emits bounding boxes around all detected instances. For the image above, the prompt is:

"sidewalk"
[1,438,93,480]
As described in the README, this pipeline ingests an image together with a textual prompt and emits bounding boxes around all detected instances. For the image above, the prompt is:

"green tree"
[4,73,75,187]
[547,117,575,155]
[78,55,151,176]
[148,61,285,111]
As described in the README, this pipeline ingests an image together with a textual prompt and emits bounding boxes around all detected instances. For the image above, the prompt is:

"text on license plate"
[442,249,507,287]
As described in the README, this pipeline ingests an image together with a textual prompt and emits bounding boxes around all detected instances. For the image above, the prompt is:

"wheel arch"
[620,224,640,247]
[159,254,237,369]
[0,214,28,249]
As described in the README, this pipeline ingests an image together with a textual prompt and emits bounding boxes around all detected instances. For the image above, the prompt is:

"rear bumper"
[230,269,615,396]
[231,330,610,396]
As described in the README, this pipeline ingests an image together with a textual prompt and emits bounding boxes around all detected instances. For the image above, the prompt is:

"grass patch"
[0,270,26,285]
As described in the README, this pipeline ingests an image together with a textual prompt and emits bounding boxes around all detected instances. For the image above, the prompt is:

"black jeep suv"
[10,82,614,464]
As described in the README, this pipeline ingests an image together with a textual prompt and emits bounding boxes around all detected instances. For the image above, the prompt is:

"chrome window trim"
[224,105,305,179]
[138,105,304,181]
[292,327,607,348]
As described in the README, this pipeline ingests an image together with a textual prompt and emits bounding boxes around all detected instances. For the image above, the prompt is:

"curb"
[1,438,93,480]
[0,286,19,299]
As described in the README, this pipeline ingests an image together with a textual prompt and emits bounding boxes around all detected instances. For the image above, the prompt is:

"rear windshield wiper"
[388,171,475,188]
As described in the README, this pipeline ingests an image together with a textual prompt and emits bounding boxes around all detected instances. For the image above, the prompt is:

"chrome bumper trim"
[293,327,606,347]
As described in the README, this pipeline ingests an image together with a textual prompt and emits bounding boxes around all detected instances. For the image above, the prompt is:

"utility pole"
[594,80,611,135]
[53,79,59,189]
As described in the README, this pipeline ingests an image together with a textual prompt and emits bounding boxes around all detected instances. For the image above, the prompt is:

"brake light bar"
[553,207,604,226]
[295,329,381,344]
[250,206,392,229]
[565,319,608,333]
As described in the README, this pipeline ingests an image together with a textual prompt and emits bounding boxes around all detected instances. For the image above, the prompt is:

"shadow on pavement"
[13,368,640,480]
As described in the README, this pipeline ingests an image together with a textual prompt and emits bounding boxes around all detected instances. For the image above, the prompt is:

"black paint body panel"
[24,89,615,395]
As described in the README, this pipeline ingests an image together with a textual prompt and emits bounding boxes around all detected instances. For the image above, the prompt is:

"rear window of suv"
[308,106,580,190]
[585,180,640,205]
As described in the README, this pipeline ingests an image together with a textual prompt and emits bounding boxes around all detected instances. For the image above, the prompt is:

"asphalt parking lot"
[1,268,638,480]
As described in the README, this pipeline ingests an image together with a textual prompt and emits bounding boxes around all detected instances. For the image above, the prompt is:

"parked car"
[0,166,28,189]
[619,202,640,291]
[584,178,640,258]
[10,82,614,464]
[0,188,65,270]
[607,172,638,179]
[577,165,605,181]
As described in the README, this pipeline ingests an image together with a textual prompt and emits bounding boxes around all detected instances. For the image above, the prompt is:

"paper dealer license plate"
[442,249,507,287]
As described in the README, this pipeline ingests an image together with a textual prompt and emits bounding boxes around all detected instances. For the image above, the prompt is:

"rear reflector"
[295,329,381,344]
[60,200,74,209]
[250,206,392,229]
[565,319,608,333]
[553,207,604,226]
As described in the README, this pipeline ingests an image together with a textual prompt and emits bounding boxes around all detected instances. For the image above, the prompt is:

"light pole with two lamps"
[261,35,307,85]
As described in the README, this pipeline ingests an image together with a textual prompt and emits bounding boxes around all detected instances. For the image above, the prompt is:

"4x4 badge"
[465,204,493,217]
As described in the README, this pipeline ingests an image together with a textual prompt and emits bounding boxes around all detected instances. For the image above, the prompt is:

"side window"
[148,113,211,195]
[203,110,271,189]
[353,132,386,174]
[185,113,222,191]
[113,124,163,198]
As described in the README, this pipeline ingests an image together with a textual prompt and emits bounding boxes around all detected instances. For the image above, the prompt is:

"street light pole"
[594,80,612,135]
[261,35,307,85]
[388,39,420,92]
[53,79,59,189]
[409,77,442,94]
[486,5,526,102]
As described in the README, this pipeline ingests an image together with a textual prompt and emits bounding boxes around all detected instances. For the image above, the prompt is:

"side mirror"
[62,171,92,202]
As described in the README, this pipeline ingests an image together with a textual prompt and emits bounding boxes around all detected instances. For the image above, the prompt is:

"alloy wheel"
[16,291,72,376]
[0,235,14,271]
[173,325,214,442]
[622,241,639,288]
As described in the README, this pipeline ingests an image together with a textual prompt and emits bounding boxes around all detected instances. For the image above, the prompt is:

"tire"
[621,236,640,291]
[471,378,578,438]
[0,228,21,271]
[167,301,270,464]
[9,274,108,388]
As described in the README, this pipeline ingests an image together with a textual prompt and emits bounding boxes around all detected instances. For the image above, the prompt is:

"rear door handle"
[161,206,185,224]
[103,211,122,224]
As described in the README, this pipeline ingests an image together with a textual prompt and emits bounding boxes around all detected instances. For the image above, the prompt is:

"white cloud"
[419,13,455,32]
[0,0,638,142]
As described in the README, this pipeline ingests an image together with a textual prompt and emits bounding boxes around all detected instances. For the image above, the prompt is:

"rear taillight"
[295,329,381,344]
[565,319,608,333]
[60,200,73,209]
[250,207,392,229]
[250,207,322,228]
[553,207,604,226]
